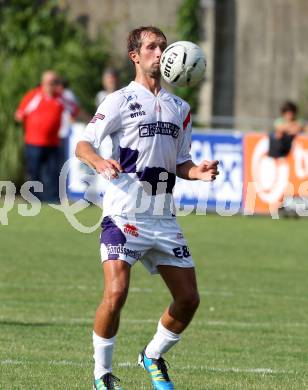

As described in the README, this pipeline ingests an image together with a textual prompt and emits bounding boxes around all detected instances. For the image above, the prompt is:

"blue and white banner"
[173,132,243,213]
[66,123,111,203]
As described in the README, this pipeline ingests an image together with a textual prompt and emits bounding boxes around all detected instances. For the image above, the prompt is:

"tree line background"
[0,0,218,184]
[0,0,109,183]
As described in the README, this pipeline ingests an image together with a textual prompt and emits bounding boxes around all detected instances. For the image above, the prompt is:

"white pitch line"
[48,359,89,367]
[0,283,232,297]
[117,361,298,375]
[0,359,90,367]
[202,320,308,329]
[119,360,290,375]
[0,359,297,375]
[119,318,308,329]
[199,290,234,297]
[0,360,23,365]
[175,366,295,375]
[130,287,154,293]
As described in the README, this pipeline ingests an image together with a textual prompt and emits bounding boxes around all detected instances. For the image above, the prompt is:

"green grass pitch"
[0,204,308,389]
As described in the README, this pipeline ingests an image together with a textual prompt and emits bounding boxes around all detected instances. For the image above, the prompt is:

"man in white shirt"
[76,26,219,390]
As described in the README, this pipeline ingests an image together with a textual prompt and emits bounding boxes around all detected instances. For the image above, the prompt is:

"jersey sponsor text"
[139,121,180,139]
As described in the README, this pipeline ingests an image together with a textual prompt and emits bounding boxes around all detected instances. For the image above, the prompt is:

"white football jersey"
[79,81,192,218]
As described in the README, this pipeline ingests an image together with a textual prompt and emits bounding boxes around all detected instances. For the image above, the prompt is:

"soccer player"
[75,26,219,390]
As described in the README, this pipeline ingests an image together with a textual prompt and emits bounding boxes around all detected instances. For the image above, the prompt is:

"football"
[160,41,206,87]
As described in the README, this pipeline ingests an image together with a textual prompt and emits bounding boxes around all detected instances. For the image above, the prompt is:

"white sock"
[93,331,115,380]
[145,320,181,359]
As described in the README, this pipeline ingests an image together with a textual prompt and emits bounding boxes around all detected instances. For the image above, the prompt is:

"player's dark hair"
[280,101,298,115]
[127,26,167,54]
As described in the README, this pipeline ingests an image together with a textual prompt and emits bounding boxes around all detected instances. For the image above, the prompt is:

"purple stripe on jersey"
[100,217,126,260]
[137,167,176,196]
[119,147,139,173]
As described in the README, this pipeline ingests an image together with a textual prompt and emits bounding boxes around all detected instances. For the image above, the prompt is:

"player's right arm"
[75,141,122,178]
[75,92,123,178]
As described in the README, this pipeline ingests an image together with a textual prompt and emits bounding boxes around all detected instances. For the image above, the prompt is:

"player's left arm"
[176,159,219,181]
[176,105,219,181]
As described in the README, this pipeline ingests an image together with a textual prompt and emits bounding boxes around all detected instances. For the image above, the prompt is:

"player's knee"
[104,288,128,313]
[177,291,200,313]
[188,292,200,312]
[191,293,200,311]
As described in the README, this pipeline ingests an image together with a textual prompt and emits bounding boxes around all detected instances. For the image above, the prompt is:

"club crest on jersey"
[124,223,139,237]
[90,113,105,123]
[129,102,146,118]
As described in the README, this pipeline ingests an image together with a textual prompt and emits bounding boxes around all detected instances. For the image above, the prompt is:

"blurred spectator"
[57,78,80,140]
[95,68,120,107]
[15,70,64,202]
[268,101,304,158]
[56,78,80,172]
[56,78,92,174]
[94,68,120,160]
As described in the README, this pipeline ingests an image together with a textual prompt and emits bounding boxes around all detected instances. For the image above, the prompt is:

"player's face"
[135,32,167,78]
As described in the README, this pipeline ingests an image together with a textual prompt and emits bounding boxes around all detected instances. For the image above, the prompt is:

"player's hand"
[195,160,219,181]
[95,159,123,179]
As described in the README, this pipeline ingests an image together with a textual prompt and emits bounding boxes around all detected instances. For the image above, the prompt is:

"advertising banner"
[66,123,111,203]
[67,126,243,213]
[243,133,308,214]
[173,132,243,214]
[67,124,308,216]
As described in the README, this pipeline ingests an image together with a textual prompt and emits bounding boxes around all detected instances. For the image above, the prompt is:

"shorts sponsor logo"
[106,244,141,260]
[124,223,139,237]
[139,122,179,139]
[176,232,184,239]
[90,113,105,123]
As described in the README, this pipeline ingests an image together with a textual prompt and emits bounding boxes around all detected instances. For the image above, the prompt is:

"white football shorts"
[100,216,194,274]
